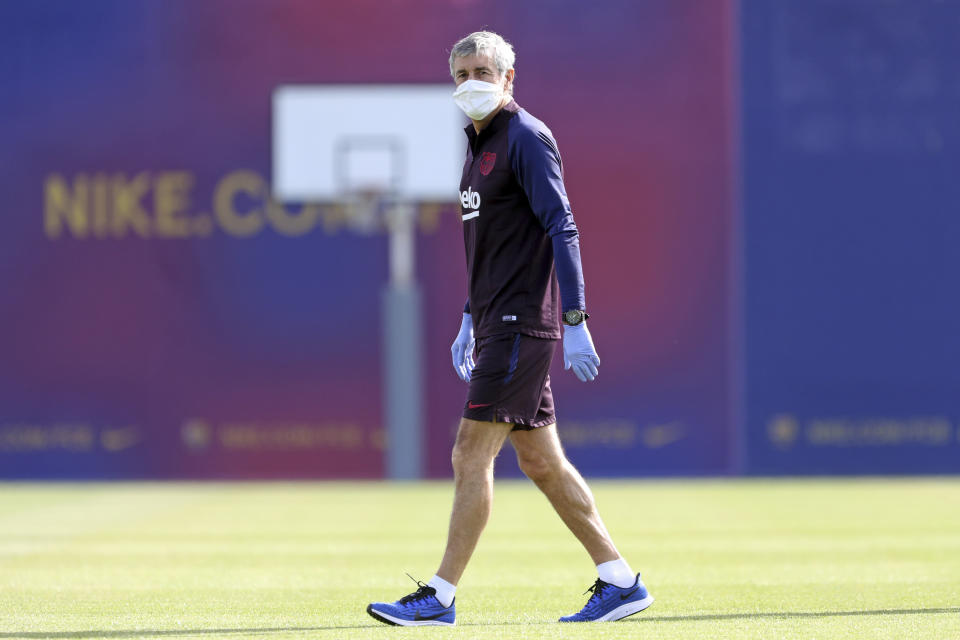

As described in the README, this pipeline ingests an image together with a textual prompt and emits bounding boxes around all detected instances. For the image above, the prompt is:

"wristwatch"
[562,309,590,326]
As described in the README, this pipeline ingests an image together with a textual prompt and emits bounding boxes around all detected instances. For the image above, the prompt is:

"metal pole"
[382,201,423,480]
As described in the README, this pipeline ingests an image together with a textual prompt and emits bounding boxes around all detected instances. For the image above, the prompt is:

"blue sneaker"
[559,573,654,622]
[367,578,455,626]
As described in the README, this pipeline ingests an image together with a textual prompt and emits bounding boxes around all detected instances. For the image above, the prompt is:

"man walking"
[367,31,652,626]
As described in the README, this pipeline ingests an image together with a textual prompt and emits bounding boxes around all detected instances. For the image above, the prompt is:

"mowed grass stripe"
[0,479,958,640]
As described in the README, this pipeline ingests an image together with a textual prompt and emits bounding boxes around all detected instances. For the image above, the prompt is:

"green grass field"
[1,479,958,639]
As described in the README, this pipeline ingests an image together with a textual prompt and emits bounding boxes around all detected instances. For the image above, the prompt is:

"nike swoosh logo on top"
[468,402,492,409]
[620,586,640,600]
[414,610,448,621]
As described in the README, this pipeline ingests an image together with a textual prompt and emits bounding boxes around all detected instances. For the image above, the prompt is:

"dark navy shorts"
[462,332,557,430]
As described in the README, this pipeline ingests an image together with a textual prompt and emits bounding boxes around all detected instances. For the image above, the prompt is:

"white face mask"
[452,79,503,120]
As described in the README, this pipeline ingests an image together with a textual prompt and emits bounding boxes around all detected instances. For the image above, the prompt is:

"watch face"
[564,310,583,325]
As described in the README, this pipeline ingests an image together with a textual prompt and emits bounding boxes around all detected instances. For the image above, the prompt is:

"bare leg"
[435,417,514,585]
[510,424,619,564]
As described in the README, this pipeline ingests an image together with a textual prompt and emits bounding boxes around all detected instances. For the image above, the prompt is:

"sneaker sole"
[600,595,655,621]
[366,604,455,627]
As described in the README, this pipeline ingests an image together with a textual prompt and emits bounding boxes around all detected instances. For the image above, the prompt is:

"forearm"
[552,230,585,312]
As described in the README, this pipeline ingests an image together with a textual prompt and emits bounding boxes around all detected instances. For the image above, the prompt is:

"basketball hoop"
[271,85,465,480]
[343,188,388,235]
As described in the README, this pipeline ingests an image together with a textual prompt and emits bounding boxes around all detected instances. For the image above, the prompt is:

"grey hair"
[449,31,516,93]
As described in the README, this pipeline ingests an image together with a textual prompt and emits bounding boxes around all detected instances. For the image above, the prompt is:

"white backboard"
[272,84,465,202]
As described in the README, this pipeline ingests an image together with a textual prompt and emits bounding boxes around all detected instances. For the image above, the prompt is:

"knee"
[516,450,558,484]
[451,443,491,479]
[450,446,469,476]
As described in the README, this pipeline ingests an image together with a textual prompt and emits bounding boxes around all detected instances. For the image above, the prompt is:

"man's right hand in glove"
[451,312,476,382]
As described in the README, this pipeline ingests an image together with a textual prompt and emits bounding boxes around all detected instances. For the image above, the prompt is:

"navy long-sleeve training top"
[459,99,585,340]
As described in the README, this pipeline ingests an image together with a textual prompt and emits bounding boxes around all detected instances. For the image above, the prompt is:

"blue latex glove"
[451,313,476,382]
[563,322,600,382]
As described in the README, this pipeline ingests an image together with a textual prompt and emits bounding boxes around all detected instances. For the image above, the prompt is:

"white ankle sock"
[596,558,636,588]
[427,574,456,608]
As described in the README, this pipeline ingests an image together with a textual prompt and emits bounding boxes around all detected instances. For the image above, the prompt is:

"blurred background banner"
[741,0,960,474]
[0,0,955,480]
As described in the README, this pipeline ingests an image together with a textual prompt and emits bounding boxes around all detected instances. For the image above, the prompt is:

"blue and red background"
[1,0,956,479]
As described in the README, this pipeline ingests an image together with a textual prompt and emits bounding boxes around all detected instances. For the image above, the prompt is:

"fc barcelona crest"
[479,152,497,176]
